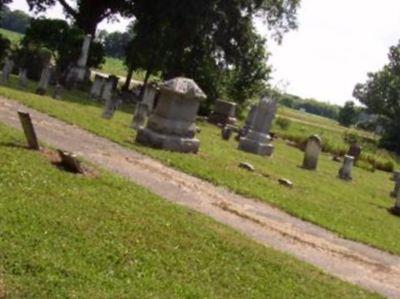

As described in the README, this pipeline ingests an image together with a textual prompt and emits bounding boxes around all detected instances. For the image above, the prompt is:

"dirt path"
[0,97,399,298]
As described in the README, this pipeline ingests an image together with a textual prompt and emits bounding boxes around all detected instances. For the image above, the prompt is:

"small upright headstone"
[36,64,53,95]
[101,76,118,103]
[66,34,92,87]
[390,170,400,198]
[18,68,28,88]
[392,191,400,216]
[302,135,322,170]
[1,57,14,84]
[17,111,40,150]
[131,103,149,129]
[102,95,122,119]
[90,74,107,99]
[238,97,277,157]
[338,155,354,181]
[141,83,159,112]
[209,99,237,126]
[348,144,362,162]
[136,77,206,153]
[52,83,62,99]
[221,125,233,141]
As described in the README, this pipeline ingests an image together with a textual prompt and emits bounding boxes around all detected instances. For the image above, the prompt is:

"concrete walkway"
[0,97,399,298]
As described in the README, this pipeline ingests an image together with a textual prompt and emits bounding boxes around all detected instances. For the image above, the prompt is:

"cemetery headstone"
[302,135,322,170]
[66,34,92,88]
[136,77,206,153]
[102,95,122,119]
[338,155,354,181]
[238,97,277,157]
[101,75,119,103]
[1,57,14,84]
[348,144,362,162]
[141,83,159,112]
[17,111,40,150]
[36,64,53,95]
[391,170,400,198]
[18,68,28,88]
[392,191,400,216]
[209,99,238,126]
[221,125,233,141]
[90,74,107,100]
[57,150,84,174]
[131,102,149,130]
[52,83,62,99]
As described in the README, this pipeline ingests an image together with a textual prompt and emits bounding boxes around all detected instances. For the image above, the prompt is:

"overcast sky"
[8,0,400,105]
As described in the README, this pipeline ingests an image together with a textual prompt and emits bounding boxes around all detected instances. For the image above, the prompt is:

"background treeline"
[0,5,30,33]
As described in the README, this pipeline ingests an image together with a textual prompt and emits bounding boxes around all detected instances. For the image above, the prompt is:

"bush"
[0,33,11,61]
[275,117,291,130]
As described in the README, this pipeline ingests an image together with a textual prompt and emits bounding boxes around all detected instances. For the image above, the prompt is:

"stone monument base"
[238,137,274,157]
[136,127,200,154]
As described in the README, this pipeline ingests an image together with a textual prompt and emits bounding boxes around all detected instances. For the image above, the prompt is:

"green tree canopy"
[338,101,358,127]
[353,40,400,152]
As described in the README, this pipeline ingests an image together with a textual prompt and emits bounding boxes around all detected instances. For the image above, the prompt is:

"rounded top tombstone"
[308,135,322,146]
[160,77,206,100]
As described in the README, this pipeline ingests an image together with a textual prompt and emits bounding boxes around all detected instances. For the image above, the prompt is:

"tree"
[102,30,132,58]
[338,101,358,127]
[125,0,300,111]
[0,0,11,11]
[0,6,31,33]
[353,40,400,152]
[21,18,104,78]
[25,0,135,35]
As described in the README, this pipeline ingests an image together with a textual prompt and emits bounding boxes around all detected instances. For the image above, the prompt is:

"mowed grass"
[0,77,399,256]
[0,124,379,298]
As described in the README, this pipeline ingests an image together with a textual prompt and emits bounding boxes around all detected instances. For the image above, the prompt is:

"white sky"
[8,0,400,105]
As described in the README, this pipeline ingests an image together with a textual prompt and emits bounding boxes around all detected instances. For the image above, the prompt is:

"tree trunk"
[123,63,134,91]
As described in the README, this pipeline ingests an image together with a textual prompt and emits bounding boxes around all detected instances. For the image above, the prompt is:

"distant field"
[0,28,23,45]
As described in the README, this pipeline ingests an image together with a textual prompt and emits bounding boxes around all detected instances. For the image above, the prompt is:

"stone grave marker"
[90,74,107,100]
[302,135,322,170]
[131,102,149,130]
[136,77,206,153]
[391,170,400,198]
[338,155,354,181]
[1,57,14,84]
[102,95,122,119]
[238,97,277,157]
[66,34,92,88]
[392,191,400,216]
[18,111,40,150]
[52,83,62,99]
[36,64,53,95]
[57,150,84,174]
[141,83,159,112]
[209,99,237,126]
[101,76,119,103]
[221,125,233,141]
[18,68,28,88]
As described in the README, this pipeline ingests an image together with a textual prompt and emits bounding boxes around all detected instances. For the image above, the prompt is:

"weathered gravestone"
[18,68,28,88]
[338,155,354,181]
[302,135,322,170]
[209,99,237,126]
[90,74,107,100]
[348,144,362,162]
[392,192,400,216]
[36,64,54,95]
[136,77,206,153]
[1,57,14,84]
[221,125,233,141]
[238,97,277,157]
[390,171,400,198]
[101,75,119,103]
[102,94,122,119]
[57,150,84,174]
[66,34,92,88]
[131,102,149,130]
[141,83,159,113]
[52,83,62,99]
[17,111,40,150]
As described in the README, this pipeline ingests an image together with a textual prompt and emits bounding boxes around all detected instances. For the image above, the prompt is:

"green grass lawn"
[0,124,379,298]
[0,28,23,45]
[0,77,399,257]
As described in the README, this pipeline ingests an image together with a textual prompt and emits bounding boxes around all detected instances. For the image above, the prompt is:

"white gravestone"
[302,135,322,170]
[142,84,159,112]
[131,103,149,130]
[18,68,28,88]
[338,155,354,181]
[90,74,107,99]
[391,171,400,198]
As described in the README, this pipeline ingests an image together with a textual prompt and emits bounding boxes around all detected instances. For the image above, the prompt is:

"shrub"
[275,117,292,130]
